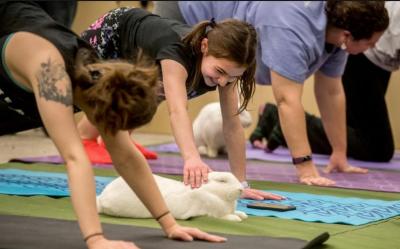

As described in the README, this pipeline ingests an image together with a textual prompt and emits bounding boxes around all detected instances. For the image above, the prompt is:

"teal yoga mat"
[2,169,399,226]
[0,169,113,196]
[238,190,400,226]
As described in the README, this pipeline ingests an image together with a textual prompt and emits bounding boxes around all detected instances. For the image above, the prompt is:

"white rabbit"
[97,171,248,222]
[193,101,252,158]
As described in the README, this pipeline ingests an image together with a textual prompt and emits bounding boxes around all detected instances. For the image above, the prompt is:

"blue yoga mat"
[0,169,114,196]
[237,190,400,226]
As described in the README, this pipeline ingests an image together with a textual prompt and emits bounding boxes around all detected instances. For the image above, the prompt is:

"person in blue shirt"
[154,1,389,186]
[252,1,400,164]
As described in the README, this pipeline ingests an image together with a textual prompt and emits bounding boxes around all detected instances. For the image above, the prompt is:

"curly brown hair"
[326,0,389,40]
[73,48,159,135]
[182,18,257,113]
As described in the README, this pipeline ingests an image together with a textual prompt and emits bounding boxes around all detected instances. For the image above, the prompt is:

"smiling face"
[342,31,384,55]
[200,38,246,87]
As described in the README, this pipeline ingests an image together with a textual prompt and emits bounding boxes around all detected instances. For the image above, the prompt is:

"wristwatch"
[241,181,250,189]
[292,155,313,165]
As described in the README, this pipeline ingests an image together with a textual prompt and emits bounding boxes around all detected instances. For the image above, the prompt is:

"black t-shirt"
[81,7,216,102]
[0,1,86,122]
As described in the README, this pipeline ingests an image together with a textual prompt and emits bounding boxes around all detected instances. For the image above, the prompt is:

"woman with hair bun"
[0,2,226,248]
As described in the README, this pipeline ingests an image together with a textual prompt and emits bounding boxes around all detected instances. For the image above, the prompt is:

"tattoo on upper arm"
[36,57,73,107]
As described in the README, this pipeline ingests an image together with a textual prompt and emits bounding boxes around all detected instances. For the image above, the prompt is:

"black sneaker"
[249,103,280,144]
[266,124,286,152]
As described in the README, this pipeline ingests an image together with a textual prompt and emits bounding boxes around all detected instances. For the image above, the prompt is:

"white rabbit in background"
[97,171,247,222]
[193,101,252,158]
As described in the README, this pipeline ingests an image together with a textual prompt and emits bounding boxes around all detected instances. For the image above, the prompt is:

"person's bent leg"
[343,54,394,162]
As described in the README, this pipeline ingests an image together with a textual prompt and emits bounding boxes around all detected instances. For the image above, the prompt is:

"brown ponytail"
[183,18,257,113]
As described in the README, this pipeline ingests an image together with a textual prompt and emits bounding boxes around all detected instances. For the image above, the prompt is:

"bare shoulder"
[5,31,65,87]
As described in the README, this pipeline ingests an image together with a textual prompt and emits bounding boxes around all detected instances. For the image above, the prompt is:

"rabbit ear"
[210,172,230,183]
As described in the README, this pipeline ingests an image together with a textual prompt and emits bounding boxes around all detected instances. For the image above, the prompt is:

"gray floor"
[0,128,174,163]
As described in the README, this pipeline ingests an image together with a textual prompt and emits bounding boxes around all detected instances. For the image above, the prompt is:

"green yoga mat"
[0,162,399,249]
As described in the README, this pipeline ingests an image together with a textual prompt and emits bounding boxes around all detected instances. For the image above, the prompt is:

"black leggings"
[306,53,394,162]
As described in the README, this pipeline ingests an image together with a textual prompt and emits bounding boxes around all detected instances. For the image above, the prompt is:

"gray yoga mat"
[0,215,329,249]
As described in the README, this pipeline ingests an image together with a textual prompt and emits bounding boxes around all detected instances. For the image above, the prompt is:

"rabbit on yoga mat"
[97,171,248,221]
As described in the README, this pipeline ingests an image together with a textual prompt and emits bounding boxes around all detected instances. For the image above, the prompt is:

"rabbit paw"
[198,145,208,156]
[221,214,243,222]
[235,210,248,220]
[206,147,219,158]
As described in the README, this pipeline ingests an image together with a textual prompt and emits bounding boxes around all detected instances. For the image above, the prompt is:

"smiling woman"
[75,7,286,202]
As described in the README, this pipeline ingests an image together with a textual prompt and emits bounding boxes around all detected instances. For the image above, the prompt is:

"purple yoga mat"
[148,143,400,171]
[10,154,400,193]
[147,155,400,193]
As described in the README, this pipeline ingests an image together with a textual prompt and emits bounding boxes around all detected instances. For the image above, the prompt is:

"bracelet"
[155,210,170,222]
[292,155,313,165]
[241,181,250,189]
[83,232,103,243]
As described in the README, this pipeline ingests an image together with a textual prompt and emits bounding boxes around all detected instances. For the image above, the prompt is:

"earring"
[340,42,347,50]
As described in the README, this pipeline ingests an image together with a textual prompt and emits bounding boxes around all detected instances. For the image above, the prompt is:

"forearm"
[65,160,102,237]
[319,93,346,153]
[169,107,201,161]
[315,74,347,155]
[277,100,312,157]
[223,121,246,182]
[110,148,177,231]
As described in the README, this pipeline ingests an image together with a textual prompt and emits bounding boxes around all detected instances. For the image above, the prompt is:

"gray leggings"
[152,1,186,23]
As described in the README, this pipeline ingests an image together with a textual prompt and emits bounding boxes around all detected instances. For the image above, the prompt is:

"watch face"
[292,155,312,165]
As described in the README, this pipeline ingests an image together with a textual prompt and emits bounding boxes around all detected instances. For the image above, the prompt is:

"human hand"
[183,157,212,188]
[86,235,139,249]
[296,161,336,186]
[241,188,285,200]
[166,224,226,243]
[324,153,368,174]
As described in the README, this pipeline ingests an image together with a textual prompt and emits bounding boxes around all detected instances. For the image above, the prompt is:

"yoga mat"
[10,155,112,168]
[147,155,400,193]
[1,162,399,249]
[9,155,400,193]
[0,215,329,249]
[148,143,400,170]
[237,190,400,226]
[0,169,113,196]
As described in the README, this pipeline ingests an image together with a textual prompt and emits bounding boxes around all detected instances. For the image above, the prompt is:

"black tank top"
[0,2,89,121]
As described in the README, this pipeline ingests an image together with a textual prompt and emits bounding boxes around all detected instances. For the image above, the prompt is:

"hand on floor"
[166,224,226,243]
[324,154,368,174]
[297,162,336,186]
[86,236,139,249]
[299,175,336,186]
[241,188,286,200]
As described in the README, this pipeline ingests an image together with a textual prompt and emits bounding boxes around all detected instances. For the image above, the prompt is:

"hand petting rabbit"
[97,171,248,222]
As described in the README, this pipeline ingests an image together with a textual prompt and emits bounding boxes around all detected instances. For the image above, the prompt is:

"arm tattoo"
[36,57,73,107]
